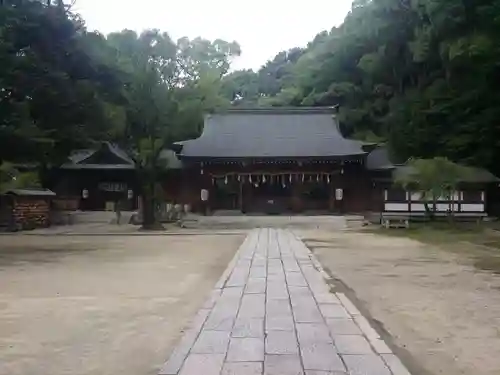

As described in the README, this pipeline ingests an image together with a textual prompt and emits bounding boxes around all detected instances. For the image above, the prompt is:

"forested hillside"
[221,0,500,174]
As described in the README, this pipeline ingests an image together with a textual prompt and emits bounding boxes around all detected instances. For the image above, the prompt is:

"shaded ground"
[370,223,500,274]
[300,228,500,375]
[0,233,244,375]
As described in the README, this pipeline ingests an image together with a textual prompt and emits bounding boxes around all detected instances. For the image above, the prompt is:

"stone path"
[159,228,411,375]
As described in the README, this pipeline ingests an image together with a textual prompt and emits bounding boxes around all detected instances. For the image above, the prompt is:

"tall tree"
[105,30,238,228]
[0,0,123,169]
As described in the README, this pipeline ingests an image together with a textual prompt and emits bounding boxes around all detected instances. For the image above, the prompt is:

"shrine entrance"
[210,173,337,215]
[247,179,292,214]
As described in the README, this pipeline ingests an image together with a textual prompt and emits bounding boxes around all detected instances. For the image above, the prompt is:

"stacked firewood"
[11,199,50,230]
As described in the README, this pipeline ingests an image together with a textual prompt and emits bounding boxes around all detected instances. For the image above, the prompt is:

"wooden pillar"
[239,179,244,213]
[328,184,335,212]
[291,181,303,213]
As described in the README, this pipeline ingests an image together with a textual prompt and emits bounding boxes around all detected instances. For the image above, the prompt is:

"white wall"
[384,190,485,213]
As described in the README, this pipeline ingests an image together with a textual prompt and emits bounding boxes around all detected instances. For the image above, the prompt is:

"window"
[462,190,482,202]
[386,188,407,202]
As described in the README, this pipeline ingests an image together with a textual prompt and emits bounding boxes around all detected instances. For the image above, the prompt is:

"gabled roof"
[368,146,499,183]
[62,142,135,170]
[61,142,184,170]
[178,108,367,160]
[366,146,397,170]
[5,188,56,197]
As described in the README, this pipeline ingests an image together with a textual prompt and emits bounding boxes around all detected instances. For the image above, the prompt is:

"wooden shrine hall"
[173,107,375,214]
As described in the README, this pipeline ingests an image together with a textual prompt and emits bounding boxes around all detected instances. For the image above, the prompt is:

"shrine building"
[173,107,378,214]
[53,107,496,217]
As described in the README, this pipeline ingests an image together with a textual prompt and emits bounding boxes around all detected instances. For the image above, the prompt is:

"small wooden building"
[53,142,186,212]
[55,142,138,211]
[367,147,499,219]
[1,188,56,231]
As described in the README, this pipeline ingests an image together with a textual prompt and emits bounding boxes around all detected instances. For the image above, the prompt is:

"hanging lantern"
[327,175,331,184]
[341,168,344,175]
[224,175,228,185]
[336,188,344,200]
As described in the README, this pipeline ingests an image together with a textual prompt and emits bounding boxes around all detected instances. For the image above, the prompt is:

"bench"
[381,215,410,229]
[380,211,487,228]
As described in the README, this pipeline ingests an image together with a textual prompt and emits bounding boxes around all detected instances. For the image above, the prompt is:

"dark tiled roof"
[394,165,499,183]
[179,108,366,159]
[62,142,135,170]
[62,143,184,170]
[6,188,56,197]
[366,147,396,170]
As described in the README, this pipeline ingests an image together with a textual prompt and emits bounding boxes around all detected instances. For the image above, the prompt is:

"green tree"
[105,30,237,229]
[0,0,123,169]
[395,157,470,219]
[0,162,41,192]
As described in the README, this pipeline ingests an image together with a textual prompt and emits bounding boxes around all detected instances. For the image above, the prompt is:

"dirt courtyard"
[301,229,500,375]
[0,232,244,375]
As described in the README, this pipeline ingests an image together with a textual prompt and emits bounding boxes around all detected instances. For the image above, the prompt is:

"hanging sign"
[98,182,126,192]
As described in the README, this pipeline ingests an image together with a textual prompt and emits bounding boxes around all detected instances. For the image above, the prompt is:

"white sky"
[74,0,353,70]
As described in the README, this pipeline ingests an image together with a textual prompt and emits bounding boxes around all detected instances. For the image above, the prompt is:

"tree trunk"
[424,201,435,221]
[448,198,455,224]
[139,169,164,231]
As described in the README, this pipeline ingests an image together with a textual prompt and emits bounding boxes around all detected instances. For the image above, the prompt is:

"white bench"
[381,214,410,229]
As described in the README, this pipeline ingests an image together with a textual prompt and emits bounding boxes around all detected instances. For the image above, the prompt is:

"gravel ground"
[0,233,244,375]
[300,229,500,375]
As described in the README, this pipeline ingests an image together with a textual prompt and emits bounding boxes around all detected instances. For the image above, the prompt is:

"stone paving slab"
[232,317,264,338]
[159,228,412,375]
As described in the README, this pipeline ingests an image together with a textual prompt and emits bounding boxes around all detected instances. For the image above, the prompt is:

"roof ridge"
[210,107,338,115]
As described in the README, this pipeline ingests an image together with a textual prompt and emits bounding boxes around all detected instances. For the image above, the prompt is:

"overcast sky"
[75,0,353,70]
